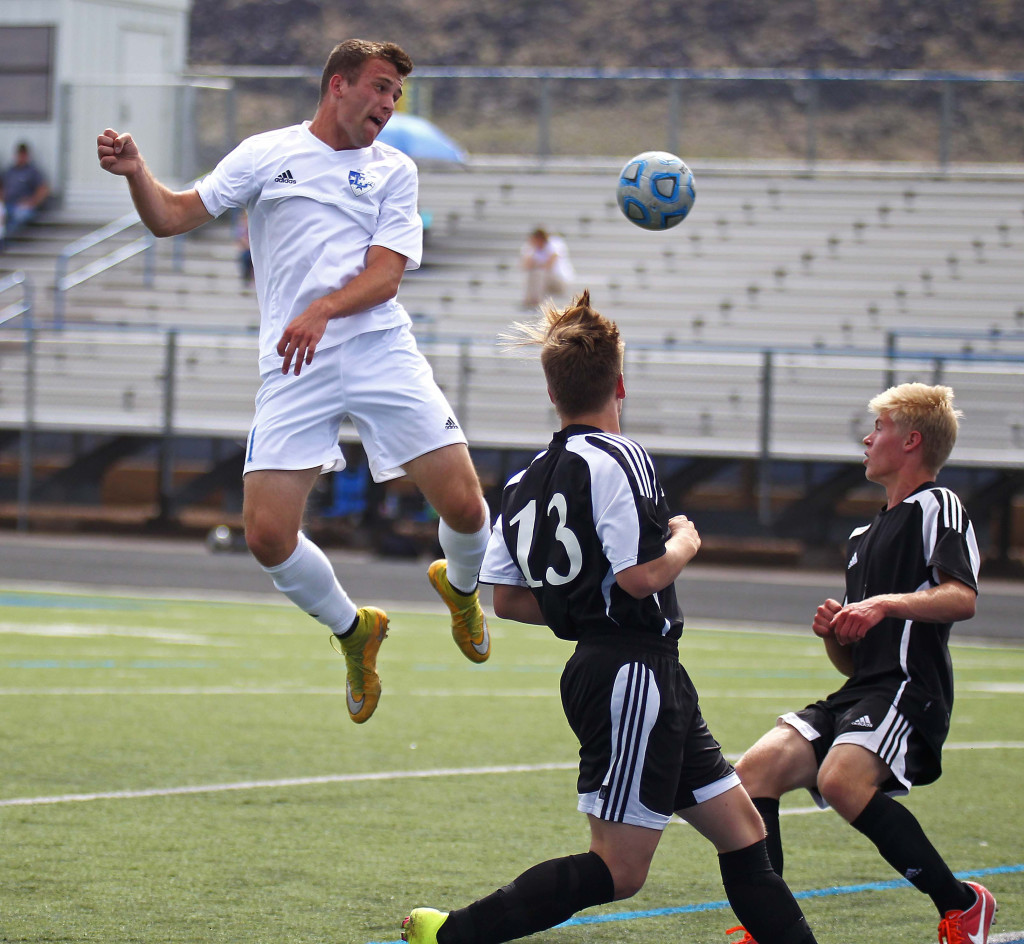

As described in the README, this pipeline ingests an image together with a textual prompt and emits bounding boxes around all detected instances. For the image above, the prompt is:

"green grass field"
[1,588,1021,944]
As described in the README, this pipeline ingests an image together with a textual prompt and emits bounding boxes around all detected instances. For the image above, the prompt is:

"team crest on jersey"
[349,169,378,196]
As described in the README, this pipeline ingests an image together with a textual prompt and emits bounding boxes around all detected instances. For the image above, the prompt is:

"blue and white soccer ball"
[616,151,696,231]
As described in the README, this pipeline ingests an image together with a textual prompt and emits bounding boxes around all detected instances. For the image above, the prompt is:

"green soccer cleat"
[427,559,490,663]
[330,606,389,724]
[401,908,449,944]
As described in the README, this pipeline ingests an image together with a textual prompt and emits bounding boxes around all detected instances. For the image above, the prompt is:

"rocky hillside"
[189,0,1024,71]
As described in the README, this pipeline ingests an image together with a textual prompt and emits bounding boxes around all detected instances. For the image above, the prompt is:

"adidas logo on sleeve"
[274,169,297,184]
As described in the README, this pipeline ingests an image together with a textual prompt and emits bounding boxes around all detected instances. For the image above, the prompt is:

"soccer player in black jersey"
[400,291,819,944]
[735,382,996,944]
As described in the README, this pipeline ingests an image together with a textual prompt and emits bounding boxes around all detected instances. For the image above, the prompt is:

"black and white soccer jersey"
[480,424,683,642]
[837,482,980,743]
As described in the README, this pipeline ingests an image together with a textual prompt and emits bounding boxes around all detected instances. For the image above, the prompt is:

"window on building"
[0,26,56,121]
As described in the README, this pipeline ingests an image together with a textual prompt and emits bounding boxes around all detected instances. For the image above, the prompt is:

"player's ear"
[329,73,347,97]
[616,374,625,400]
[904,429,923,452]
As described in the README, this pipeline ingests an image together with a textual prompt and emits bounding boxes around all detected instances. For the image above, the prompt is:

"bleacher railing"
[52,214,192,328]
[53,212,156,327]
[2,318,1024,525]
[0,272,34,531]
[181,65,1024,169]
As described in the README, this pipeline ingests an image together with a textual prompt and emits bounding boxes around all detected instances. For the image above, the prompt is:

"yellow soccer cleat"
[330,606,389,723]
[427,559,490,663]
[401,908,449,944]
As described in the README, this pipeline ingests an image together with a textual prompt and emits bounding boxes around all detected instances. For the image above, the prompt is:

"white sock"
[261,532,357,635]
[438,506,491,594]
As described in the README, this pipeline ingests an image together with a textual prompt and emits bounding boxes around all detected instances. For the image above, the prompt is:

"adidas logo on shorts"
[274,169,297,184]
[444,417,460,431]
[851,714,873,728]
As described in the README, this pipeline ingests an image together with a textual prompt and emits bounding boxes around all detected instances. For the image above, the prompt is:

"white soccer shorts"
[244,325,468,482]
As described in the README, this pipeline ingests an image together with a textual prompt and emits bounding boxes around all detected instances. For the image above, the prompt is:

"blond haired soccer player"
[400,292,819,944]
[733,383,996,944]
[97,40,491,724]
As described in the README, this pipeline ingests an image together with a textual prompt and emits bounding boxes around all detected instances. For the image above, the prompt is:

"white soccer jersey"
[195,122,423,373]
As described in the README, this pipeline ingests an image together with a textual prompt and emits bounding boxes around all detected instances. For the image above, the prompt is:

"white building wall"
[0,0,192,219]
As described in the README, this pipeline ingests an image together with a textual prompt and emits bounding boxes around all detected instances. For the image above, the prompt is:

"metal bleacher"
[2,159,1024,499]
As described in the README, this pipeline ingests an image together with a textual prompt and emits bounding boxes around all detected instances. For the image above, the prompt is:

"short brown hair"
[506,290,624,418]
[319,39,413,99]
[868,382,962,472]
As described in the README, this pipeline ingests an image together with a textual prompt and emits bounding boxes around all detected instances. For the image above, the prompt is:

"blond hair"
[504,290,624,418]
[868,382,962,472]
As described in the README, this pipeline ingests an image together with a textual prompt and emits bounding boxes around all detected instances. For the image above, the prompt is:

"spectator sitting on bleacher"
[520,226,574,307]
[3,142,50,240]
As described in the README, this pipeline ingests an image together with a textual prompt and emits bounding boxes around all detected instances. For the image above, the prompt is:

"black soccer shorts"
[782,684,944,802]
[560,634,738,830]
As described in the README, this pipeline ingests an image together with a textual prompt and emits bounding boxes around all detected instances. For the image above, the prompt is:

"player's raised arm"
[96,128,212,238]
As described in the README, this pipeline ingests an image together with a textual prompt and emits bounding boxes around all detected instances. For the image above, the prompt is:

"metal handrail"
[0,270,33,328]
[0,271,35,530]
[53,212,156,327]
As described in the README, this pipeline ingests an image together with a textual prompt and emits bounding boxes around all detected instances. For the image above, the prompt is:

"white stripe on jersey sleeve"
[907,486,980,583]
[566,434,647,573]
[585,433,657,500]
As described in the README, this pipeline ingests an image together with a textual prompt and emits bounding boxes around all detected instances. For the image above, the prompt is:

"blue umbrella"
[377,113,467,163]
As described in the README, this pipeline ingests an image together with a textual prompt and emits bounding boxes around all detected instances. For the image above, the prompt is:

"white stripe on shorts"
[584,661,666,829]
[833,702,913,790]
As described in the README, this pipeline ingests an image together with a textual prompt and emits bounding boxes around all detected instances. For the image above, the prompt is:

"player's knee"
[609,866,648,901]
[735,747,784,798]
[816,766,855,815]
[244,519,294,567]
[439,489,487,533]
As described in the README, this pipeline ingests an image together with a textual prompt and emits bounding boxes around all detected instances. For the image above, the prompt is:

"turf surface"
[0,589,1020,944]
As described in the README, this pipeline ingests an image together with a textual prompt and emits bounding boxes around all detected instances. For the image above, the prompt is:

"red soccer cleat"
[938,881,997,944]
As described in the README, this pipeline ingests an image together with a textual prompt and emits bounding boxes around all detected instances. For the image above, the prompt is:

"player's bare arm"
[492,584,546,624]
[277,244,408,375]
[615,514,700,600]
[828,572,975,646]
[96,129,212,238]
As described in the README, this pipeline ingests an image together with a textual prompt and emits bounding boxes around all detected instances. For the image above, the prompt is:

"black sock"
[333,613,360,638]
[437,852,615,944]
[850,791,974,915]
[752,796,784,876]
[719,840,817,944]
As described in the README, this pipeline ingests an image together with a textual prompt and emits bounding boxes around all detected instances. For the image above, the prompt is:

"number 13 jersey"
[480,424,684,642]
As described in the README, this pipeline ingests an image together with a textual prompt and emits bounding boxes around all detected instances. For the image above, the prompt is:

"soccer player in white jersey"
[400,292,819,944]
[734,383,996,944]
[97,40,491,724]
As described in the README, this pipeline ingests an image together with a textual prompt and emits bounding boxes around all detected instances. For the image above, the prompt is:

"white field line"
[0,762,578,808]
[0,622,228,645]
[3,742,1022,810]
[0,687,562,696]
[0,685,1020,697]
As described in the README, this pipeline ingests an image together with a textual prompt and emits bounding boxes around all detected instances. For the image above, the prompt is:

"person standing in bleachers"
[520,226,574,307]
[733,383,996,944]
[97,38,493,725]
